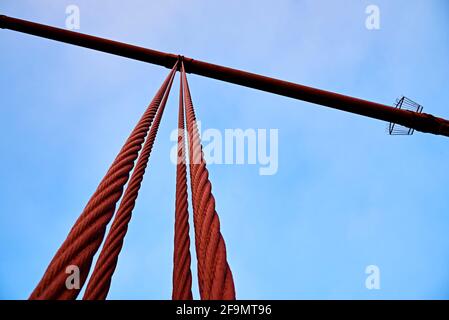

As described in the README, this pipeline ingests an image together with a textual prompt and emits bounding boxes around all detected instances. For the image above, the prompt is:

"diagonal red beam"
[1,14,449,137]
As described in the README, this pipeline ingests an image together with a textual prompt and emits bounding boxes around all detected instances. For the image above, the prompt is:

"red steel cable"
[172,68,193,300]
[181,62,236,300]
[83,62,178,300]
[29,64,178,300]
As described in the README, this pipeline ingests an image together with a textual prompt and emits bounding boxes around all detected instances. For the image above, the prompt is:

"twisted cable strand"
[181,62,236,300]
[83,62,178,300]
[172,67,193,300]
[29,65,178,300]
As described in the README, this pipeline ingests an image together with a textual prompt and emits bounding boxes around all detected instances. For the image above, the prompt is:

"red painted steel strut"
[1,14,448,137]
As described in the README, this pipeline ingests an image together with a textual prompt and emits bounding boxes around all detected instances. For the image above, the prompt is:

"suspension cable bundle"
[180,62,235,300]
[29,60,235,300]
[172,67,193,300]
[29,64,178,300]
[83,62,178,300]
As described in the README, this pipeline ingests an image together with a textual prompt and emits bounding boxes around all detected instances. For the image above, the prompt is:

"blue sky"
[1,0,449,299]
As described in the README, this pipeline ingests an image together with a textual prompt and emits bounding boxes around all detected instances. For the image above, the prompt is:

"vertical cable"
[29,64,178,300]
[181,62,236,300]
[83,62,178,300]
[172,63,193,300]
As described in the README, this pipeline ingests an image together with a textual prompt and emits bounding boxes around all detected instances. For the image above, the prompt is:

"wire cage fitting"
[388,96,423,135]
